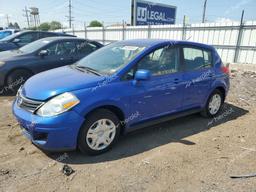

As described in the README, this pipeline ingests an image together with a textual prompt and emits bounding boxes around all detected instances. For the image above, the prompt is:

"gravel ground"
[0,69,256,192]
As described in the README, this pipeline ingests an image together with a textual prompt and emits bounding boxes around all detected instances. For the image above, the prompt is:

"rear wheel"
[6,69,32,94]
[201,89,224,117]
[78,109,121,155]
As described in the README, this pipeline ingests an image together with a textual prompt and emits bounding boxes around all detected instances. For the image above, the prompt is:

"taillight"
[221,66,229,75]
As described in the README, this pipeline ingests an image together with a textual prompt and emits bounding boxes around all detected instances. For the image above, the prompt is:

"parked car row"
[0,31,103,92]
[0,30,75,52]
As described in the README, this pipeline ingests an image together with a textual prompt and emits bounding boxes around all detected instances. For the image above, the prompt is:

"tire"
[78,109,121,155]
[201,89,224,118]
[6,69,33,94]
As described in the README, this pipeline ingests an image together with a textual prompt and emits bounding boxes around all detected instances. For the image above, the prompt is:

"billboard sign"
[131,0,177,26]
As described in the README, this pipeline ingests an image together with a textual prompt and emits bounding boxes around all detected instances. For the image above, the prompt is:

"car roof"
[0,29,16,32]
[9,30,73,36]
[39,36,83,41]
[36,37,103,45]
[117,39,215,50]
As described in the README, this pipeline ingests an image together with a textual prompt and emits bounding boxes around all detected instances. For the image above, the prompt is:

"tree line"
[3,20,103,31]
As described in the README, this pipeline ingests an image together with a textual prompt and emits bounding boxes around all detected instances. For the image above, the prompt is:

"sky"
[0,0,255,28]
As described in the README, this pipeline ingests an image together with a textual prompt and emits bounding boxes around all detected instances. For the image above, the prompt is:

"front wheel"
[6,69,33,94]
[201,90,224,118]
[78,109,121,155]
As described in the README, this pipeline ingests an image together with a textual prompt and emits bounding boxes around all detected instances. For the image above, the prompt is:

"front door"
[126,45,184,122]
[35,41,76,73]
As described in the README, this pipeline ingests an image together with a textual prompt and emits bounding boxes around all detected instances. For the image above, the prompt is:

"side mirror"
[13,38,20,43]
[135,69,151,81]
[38,50,48,57]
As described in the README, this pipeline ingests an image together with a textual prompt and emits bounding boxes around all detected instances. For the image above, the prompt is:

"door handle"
[173,78,180,84]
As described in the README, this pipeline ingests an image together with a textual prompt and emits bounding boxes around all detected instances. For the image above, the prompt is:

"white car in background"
[0,29,20,40]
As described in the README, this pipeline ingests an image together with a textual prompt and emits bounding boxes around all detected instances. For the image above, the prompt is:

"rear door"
[181,46,215,109]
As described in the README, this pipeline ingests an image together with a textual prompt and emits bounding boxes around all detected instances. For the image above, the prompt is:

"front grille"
[17,93,44,113]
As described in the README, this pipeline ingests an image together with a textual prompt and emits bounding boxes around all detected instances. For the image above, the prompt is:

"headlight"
[37,92,80,117]
[16,85,23,96]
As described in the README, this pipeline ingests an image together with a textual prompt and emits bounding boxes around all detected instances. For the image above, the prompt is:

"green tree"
[38,22,50,31]
[27,26,37,30]
[13,22,20,29]
[89,20,103,27]
[8,22,14,28]
[50,21,62,30]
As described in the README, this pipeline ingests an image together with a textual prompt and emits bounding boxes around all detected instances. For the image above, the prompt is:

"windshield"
[19,39,52,53]
[76,43,146,75]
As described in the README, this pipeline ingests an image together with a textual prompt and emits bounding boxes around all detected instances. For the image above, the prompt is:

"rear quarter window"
[183,47,212,71]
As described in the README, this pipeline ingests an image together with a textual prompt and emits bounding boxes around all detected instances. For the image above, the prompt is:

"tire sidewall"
[205,90,224,117]
[78,109,121,155]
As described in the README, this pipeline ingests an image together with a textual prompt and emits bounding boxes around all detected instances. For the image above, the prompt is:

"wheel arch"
[202,84,227,108]
[83,104,126,134]
[215,86,226,99]
[4,67,34,85]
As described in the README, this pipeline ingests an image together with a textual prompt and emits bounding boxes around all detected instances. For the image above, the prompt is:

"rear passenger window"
[183,47,212,71]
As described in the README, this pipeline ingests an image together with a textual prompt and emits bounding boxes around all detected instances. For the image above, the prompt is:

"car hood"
[22,66,106,100]
[0,50,28,61]
[0,41,17,51]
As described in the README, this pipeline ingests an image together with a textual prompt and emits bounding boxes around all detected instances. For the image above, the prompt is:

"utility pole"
[202,0,207,23]
[66,0,73,28]
[6,14,10,26]
[23,6,30,28]
[234,10,245,63]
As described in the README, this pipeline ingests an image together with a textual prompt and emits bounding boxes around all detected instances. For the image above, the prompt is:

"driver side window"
[137,46,180,76]
[122,46,180,80]
[45,42,73,56]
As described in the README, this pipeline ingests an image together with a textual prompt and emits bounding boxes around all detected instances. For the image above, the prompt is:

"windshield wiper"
[74,65,102,76]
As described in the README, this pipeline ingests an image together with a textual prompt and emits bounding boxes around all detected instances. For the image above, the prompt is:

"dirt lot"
[0,69,256,192]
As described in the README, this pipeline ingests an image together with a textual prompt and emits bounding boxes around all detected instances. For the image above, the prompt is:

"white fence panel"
[58,21,256,64]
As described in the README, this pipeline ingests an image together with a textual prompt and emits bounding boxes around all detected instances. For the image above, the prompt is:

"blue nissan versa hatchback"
[13,39,230,155]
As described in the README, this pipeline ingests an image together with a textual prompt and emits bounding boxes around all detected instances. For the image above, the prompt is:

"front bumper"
[12,98,85,151]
